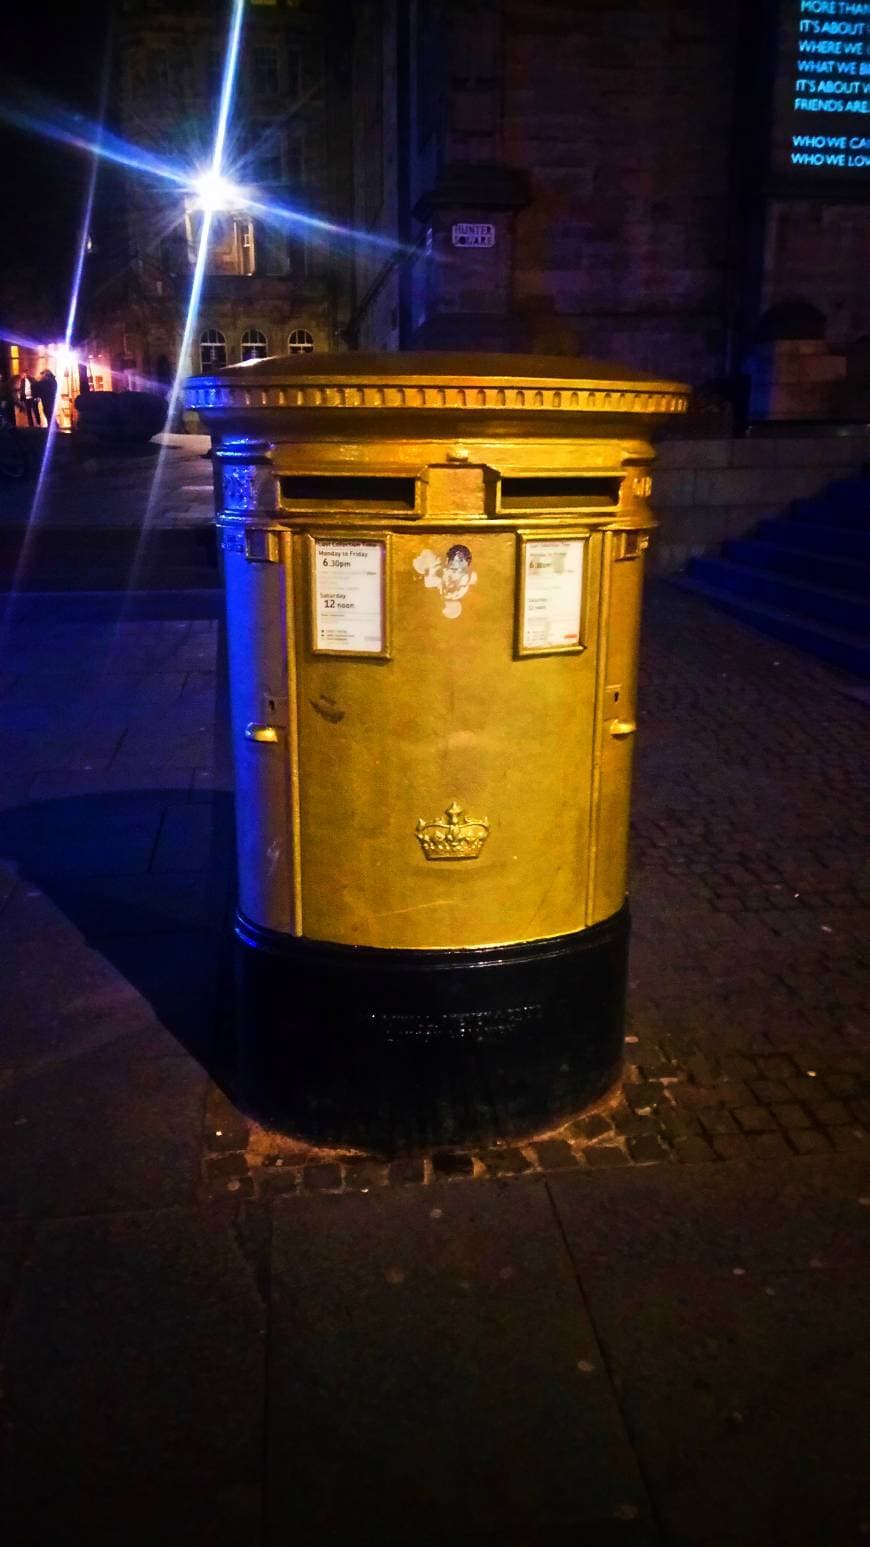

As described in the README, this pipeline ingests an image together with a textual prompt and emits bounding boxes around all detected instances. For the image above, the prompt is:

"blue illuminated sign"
[781,0,870,174]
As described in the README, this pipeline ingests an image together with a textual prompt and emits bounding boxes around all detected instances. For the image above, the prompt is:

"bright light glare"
[117,0,248,619]
[190,168,245,215]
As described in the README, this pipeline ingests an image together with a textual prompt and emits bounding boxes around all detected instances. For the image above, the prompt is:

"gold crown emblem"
[416,800,490,861]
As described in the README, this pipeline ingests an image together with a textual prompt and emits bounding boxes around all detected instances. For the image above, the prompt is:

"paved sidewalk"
[0,585,868,1543]
[0,433,214,528]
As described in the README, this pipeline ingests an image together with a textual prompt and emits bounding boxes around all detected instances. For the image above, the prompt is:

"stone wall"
[497,0,741,383]
[759,201,870,357]
[649,431,870,573]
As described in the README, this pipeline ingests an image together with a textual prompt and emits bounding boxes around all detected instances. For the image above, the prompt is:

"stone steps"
[669,576,870,678]
[675,470,870,679]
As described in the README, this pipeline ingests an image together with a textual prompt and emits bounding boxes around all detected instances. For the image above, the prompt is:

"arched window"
[241,328,268,362]
[755,300,826,344]
[199,328,227,371]
[288,328,314,354]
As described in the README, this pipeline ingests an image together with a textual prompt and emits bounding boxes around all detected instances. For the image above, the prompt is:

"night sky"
[1,3,110,328]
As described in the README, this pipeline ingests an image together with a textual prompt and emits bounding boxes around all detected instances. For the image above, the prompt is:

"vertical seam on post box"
[283,528,304,934]
[587,529,612,927]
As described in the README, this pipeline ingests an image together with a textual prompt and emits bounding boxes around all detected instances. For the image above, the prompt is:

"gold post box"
[187,354,688,1150]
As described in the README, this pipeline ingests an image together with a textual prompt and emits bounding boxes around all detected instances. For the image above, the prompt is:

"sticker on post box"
[312,538,386,655]
[520,539,585,652]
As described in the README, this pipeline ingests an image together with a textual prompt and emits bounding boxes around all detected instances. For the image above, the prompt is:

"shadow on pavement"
[0,790,615,1158]
[0,790,238,1089]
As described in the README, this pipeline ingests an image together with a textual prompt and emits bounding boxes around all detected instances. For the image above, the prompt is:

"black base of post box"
[231,905,629,1154]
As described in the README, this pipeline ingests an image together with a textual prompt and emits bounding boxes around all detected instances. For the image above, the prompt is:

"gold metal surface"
[283,529,304,936]
[188,351,689,421]
[589,539,646,924]
[195,353,688,950]
[416,802,490,861]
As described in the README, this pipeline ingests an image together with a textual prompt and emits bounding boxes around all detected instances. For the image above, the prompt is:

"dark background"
[1,4,111,331]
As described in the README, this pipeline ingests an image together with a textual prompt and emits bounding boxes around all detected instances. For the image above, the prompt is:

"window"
[239,120,284,185]
[188,210,256,275]
[288,329,314,354]
[255,225,290,277]
[239,220,255,275]
[208,215,255,275]
[287,235,310,281]
[200,329,227,370]
[241,328,268,361]
[205,46,222,99]
[251,45,280,95]
[286,130,306,185]
[416,0,442,151]
[146,48,170,93]
[286,47,301,98]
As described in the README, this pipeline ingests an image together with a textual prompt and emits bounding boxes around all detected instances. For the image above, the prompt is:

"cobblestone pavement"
[203,585,870,1193]
[198,581,866,1194]
[0,434,213,528]
[1,585,869,1544]
[0,583,866,1197]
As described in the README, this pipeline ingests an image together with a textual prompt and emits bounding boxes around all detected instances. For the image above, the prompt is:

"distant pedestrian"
[19,373,43,428]
[38,369,58,427]
[0,376,15,428]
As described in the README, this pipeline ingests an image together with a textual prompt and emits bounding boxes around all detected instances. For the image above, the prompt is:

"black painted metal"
[232,907,629,1153]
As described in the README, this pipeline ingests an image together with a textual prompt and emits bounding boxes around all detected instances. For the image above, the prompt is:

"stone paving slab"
[0,884,174,1063]
[268,1181,657,1545]
[548,1158,870,1547]
[0,589,865,1188]
[0,1206,264,1545]
[0,585,867,1541]
[0,440,214,530]
[0,1050,206,1219]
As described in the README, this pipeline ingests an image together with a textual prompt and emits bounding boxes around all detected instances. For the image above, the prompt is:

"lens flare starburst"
[0,0,429,639]
[189,169,247,216]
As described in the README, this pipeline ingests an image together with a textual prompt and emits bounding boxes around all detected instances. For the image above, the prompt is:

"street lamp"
[189,169,246,216]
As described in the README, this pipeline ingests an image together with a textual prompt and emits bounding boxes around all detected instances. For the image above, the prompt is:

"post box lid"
[187,351,689,420]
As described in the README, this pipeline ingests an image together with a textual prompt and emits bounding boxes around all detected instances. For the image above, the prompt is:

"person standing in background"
[19,373,43,427]
[38,369,58,427]
[0,376,16,428]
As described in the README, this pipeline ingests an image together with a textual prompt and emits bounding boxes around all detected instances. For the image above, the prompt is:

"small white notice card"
[521,539,584,651]
[313,539,385,654]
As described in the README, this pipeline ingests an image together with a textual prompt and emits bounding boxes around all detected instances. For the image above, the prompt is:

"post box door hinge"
[244,529,281,563]
[613,530,649,561]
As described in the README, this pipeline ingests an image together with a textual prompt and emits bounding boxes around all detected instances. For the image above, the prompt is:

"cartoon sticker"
[412,543,477,619]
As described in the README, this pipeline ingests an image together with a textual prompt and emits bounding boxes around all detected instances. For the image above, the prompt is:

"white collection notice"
[314,539,385,653]
[522,539,584,650]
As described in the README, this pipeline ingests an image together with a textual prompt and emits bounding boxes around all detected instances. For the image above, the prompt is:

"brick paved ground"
[0,433,213,528]
[0,585,867,1194]
[1,583,868,1542]
[195,585,870,1191]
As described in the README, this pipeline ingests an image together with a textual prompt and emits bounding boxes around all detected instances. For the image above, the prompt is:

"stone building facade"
[91,0,353,382]
[348,0,870,412]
